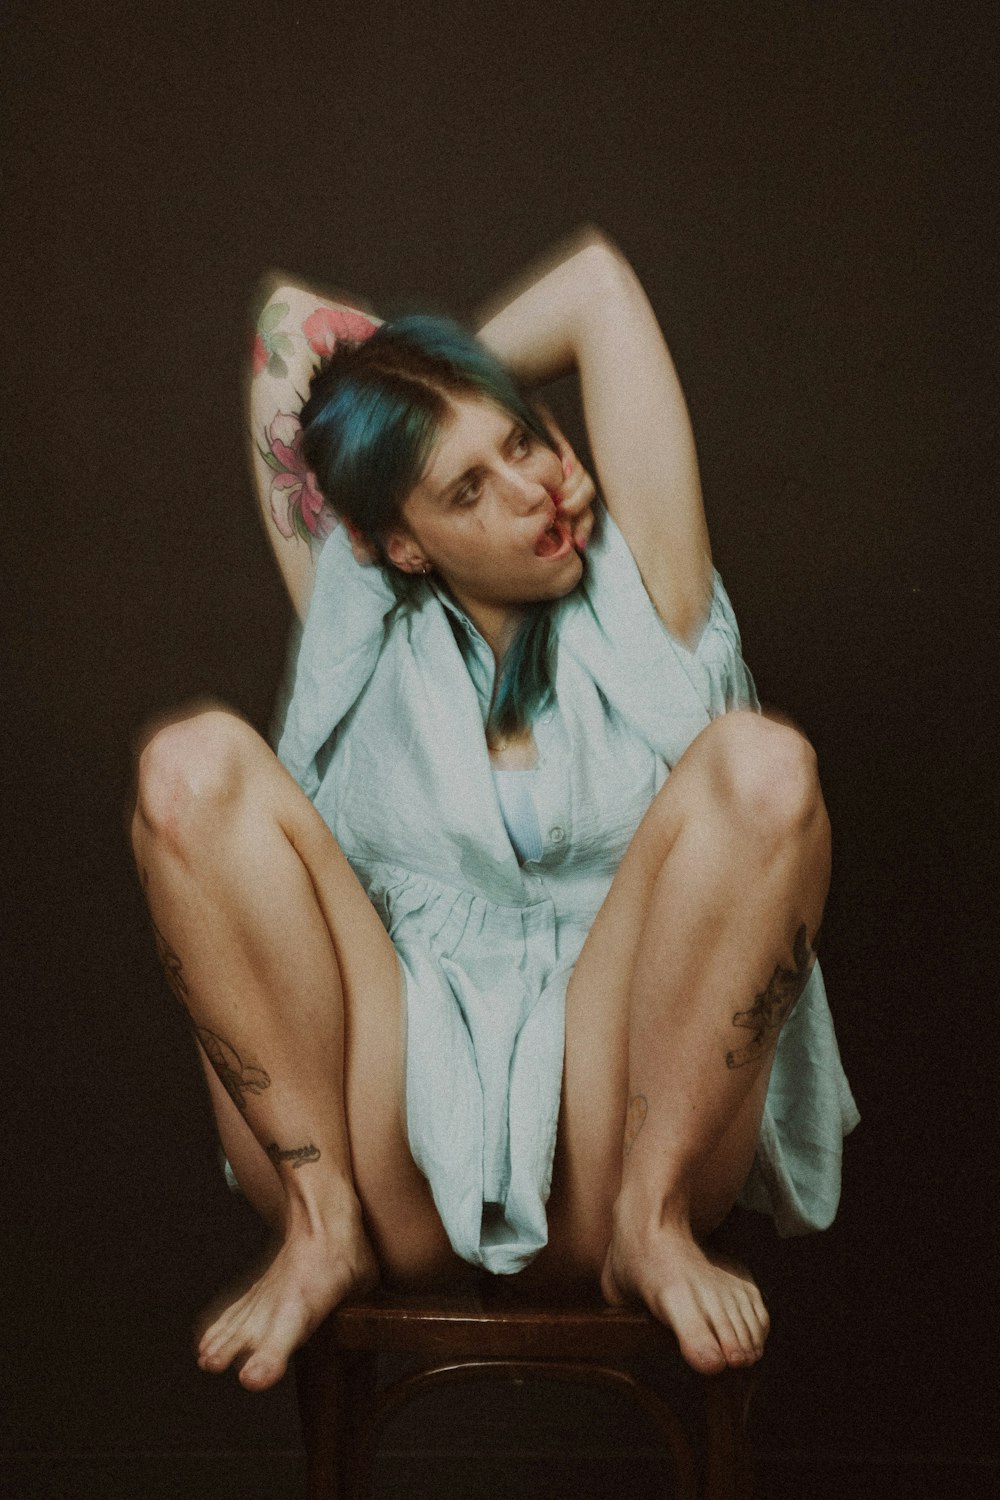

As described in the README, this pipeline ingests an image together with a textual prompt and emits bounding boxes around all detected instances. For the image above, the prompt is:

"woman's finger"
[570,502,595,552]
[556,453,596,518]
[535,400,597,528]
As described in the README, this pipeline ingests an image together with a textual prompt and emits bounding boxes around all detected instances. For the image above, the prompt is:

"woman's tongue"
[534,519,567,557]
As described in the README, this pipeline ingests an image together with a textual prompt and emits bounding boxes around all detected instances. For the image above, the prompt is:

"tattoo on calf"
[140,875,273,1114]
[150,916,190,1010]
[266,1142,322,1170]
[726,923,816,1070]
[623,1094,649,1156]
[198,1028,273,1114]
[141,871,189,1015]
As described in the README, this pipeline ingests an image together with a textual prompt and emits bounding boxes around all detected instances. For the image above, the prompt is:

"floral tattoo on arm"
[252,300,376,544]
[259,411,334,543]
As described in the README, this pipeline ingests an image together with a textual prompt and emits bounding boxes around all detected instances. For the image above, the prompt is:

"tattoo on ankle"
[198,1029,272,1114]
[726,923,816,1069]
[266,1141,322,1170]
[623,1094,648,1156]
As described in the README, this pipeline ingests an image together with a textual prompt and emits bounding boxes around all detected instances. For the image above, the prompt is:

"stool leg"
[295,1340,377,1500]
[702,1369,754,1500]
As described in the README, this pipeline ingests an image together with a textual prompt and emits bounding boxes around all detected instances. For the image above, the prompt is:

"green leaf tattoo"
[258,300,289,334]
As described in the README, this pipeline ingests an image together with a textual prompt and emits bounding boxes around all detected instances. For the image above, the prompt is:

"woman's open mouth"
[534,517,573,559]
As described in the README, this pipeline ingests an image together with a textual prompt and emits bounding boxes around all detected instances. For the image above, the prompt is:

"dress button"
[549,826,565,844]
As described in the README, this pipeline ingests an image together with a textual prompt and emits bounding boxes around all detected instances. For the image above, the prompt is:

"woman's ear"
[384,529,430,574]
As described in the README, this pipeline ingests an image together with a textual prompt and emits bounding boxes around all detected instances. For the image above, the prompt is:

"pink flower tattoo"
[302,305,377,356]
[260,411,335,542]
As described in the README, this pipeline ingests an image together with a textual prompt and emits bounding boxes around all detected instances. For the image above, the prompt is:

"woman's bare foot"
[601,1207,769,1375]
[195,1201,378,1391]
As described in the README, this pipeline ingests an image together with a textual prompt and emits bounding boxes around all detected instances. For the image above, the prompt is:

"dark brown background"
[3,1,996,1495]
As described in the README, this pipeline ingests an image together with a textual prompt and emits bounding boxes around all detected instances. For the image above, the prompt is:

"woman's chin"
[535,546,584,598]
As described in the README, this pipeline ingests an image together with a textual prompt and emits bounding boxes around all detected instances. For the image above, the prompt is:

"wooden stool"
[295,1281,756,1499]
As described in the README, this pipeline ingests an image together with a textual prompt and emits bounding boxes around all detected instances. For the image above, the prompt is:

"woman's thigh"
[536,833,651,1280]
[151,706,459,1283]
[275,759,462,1280]
[537,712,780,1279]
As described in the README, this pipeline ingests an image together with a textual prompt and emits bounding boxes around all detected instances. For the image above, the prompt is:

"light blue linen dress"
[277,503,859,1274]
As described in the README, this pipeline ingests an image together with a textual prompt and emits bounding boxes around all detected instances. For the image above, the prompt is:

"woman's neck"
[450,592,527,667]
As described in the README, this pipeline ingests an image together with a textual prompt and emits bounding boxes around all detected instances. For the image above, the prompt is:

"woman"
[132,230,858,1393]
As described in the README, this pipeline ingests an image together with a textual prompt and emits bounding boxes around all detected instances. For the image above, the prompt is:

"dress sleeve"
[557,504,759,764]
[672,563,761,717]
[276,525,399,797]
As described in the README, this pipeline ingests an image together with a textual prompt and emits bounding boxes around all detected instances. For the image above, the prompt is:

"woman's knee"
[699,710,824,841]
[132,706,259,853]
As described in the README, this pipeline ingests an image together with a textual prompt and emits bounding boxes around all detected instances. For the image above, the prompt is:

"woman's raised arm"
[476,230,713,648]
[246,277,379,621]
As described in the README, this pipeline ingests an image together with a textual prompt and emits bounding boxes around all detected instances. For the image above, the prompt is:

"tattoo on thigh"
[197,1028,272,1114]
[266,1141,322,1170]
[726,923,816,1070]
[623,1094,648,1156]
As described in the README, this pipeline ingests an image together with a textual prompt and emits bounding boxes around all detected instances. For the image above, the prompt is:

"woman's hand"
[538,406,597,552]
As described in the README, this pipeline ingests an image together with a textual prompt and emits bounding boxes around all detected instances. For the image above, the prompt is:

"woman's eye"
[455,478,483,507]
[512,431,531,456]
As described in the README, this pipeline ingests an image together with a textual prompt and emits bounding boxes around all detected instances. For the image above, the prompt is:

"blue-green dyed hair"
[300,314,570,740]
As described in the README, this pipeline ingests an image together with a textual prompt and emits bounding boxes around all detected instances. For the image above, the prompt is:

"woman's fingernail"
[563,456,573,478]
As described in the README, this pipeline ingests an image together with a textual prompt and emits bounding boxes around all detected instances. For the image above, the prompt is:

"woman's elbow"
[568,229,639,305]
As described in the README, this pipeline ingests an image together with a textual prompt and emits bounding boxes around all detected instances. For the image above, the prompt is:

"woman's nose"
[500,464,551,515]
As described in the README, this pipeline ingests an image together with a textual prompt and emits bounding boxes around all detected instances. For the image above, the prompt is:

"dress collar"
[427,580,496,723]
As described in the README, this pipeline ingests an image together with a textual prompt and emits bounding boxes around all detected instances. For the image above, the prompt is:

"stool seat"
[329,1282,687,1358]
[296,1282,756,1500]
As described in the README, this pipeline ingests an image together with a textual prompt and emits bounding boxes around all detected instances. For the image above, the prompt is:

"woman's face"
[386,395,584,647]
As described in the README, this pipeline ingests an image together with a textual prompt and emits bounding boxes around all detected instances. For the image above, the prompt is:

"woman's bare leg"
[131,706,457,1391]
[539,711,831,1374]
